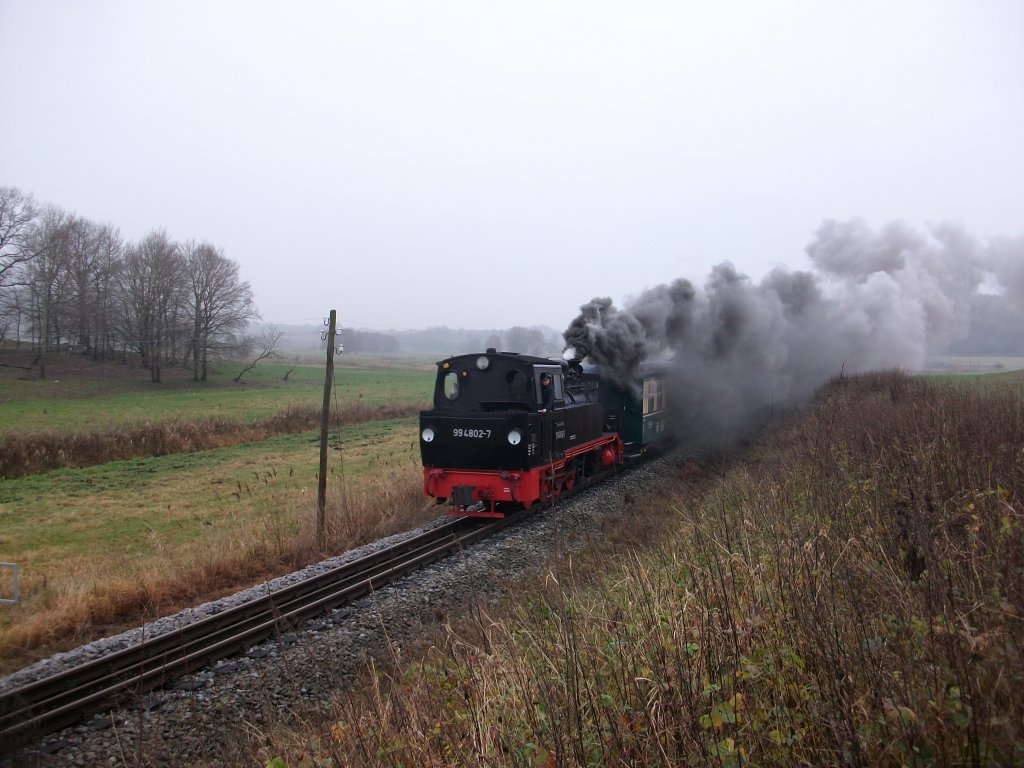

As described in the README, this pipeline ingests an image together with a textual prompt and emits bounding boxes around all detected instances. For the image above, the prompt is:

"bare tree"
[25,206,74,352]
[0,284,31,346]
[117,230,186,382]
[90,224,124,359]
[0,187,38,296]
[3,187,268,378]
[184,241,258,381]
[0,197,123,355]
[234,324,282,382]
[58,216,114,356]
[62,216,96,351]
[60,219,124,358]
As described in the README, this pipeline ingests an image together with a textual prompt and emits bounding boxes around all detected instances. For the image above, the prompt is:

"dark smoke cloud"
[563,218,1022,446]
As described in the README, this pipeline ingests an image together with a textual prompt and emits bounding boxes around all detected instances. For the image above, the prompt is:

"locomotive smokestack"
[561,295,653,385]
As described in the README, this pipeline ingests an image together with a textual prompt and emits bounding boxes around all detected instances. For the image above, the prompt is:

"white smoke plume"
[989,234,1024,313]
[563,218,1023,444]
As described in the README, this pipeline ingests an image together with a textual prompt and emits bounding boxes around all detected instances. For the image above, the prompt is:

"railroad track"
[0,513,525,747]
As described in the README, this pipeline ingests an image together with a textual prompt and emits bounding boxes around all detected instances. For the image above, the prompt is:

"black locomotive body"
[419,349,670,517]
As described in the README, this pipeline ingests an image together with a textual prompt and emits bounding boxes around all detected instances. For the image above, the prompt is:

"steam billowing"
[563,218,1024,445]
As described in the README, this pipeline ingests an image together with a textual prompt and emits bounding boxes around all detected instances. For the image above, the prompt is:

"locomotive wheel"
[563,459,576,491]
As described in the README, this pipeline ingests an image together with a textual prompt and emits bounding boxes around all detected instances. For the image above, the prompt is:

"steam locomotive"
[419,349,670,517]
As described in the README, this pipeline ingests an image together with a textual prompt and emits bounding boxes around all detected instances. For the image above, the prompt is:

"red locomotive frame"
[424,433,623,518]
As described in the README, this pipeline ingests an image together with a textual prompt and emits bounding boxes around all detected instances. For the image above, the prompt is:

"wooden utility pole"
[317,309,337,547]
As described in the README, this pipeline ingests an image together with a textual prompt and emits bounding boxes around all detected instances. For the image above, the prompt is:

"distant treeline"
[337,329,400,354]
[301,297,1024,361]
[276,323,564,357]
[0,186,257,382]
[299,325,564,357]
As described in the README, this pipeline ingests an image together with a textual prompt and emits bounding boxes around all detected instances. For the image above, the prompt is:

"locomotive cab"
[420,350,622,516]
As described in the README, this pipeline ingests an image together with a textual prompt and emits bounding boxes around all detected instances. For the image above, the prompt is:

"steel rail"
[0,452,631,749]
[0,514,523,746]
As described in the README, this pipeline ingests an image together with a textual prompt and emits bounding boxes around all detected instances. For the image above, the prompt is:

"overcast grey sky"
[2,1,1021,332]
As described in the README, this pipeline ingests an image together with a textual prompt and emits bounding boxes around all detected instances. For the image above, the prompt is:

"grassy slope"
[258,371,1024,766]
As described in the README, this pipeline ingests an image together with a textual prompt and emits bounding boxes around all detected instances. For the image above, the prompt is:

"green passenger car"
[588,364,672,457]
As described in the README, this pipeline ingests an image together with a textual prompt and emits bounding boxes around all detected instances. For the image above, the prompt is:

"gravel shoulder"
[5,453,688,767]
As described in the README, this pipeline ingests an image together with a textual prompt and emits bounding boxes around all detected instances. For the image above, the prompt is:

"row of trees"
[0,186,258,382]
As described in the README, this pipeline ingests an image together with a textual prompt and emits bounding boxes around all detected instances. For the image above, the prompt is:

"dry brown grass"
[251,371,1024,767]
[1,471,435,674]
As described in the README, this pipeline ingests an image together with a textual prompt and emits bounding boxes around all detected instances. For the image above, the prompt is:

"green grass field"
[0,355,437,671]
[919,366,1024,388]
[0,417,421,569]
[0,361,433,433]
[926,354,1024,373]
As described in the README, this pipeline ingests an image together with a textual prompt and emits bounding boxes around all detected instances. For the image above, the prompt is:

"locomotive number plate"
[453,428,492,438]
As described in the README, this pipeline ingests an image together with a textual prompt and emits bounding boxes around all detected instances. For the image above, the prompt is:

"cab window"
[534,368,563,403]
[443,371,460,400]
[506,370,529,402]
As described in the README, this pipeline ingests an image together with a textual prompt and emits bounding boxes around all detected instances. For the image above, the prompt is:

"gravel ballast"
[4,454,682,767]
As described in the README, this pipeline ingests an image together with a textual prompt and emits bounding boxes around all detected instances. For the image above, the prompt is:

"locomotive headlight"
[476,355,490,370]
[421,427,436,443]
[507,428,523,446]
